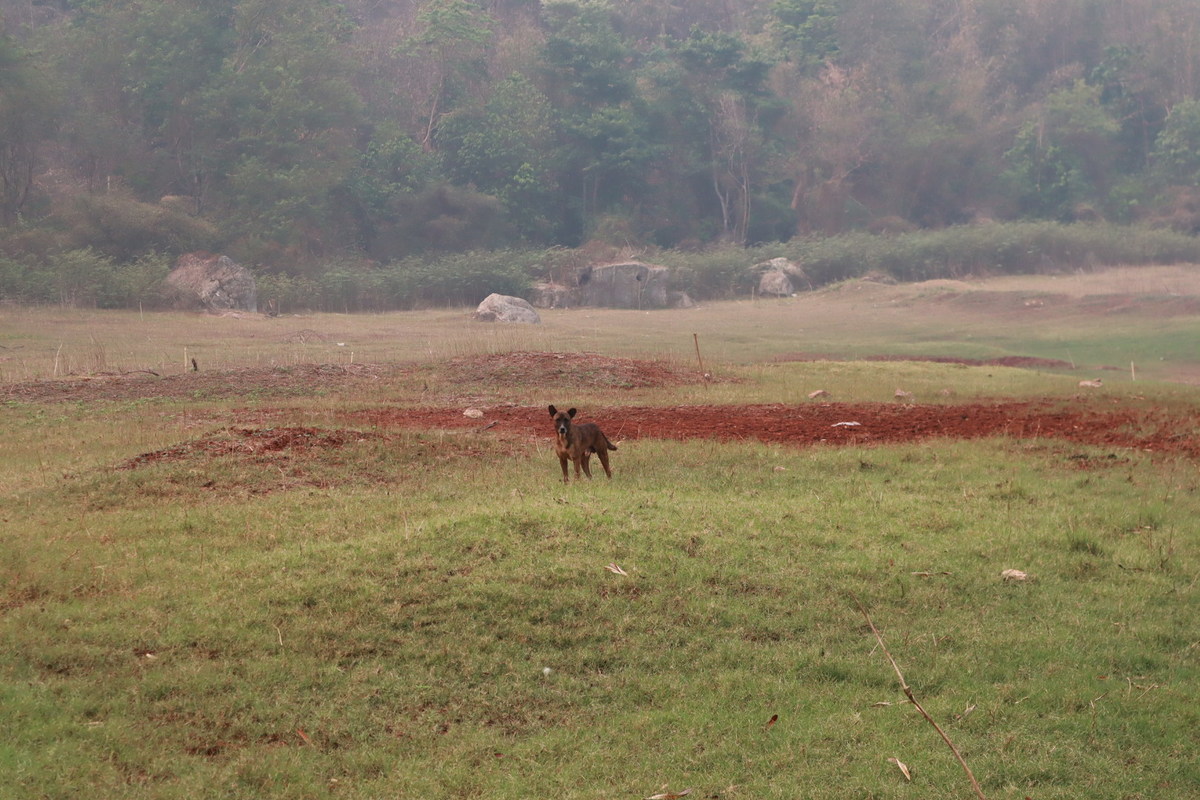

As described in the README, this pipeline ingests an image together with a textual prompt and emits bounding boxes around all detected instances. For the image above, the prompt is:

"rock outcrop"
[162,253,257,312]
[472,293,542,323]
[577,261,670,309]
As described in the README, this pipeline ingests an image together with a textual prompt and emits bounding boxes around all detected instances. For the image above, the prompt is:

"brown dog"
[548,405,617,483]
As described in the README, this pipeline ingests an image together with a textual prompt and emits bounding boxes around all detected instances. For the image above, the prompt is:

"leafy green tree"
[1088,45,1164,172]
[536,0,656,241]
[0,32,57,225]
[341,127,442,258]
[438,74,560,240]
[1002,124,1080,220]
[539,0,635,108]
[47,0,231,203]
[767,0,839,70]
[192,0,363,258]
[1002,81,1118,220]
[119,0,233,207]
[401,0,496,149]
[1151,100,1200,186]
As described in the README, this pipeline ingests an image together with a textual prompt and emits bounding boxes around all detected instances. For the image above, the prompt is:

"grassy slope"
[2,268,1199,799]
[2,427,1196,799]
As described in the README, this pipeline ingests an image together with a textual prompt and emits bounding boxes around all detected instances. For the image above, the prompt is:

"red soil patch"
[119,426,385,469]
[350,401,1200,458]
[776,353,1074,370]
[3,352,1194,462]
[437,351,703,390]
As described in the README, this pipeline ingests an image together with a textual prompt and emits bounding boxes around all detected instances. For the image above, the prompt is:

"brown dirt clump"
[4,352,1194,462]
[775,353,1074,370]
[119,426,385,470]
[434,351,705,390]
[349,401,1200,458]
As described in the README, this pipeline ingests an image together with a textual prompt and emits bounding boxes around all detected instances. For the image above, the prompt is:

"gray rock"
[758,269,795,297]
[529,281,573,309]
[163,253,257,312]
[577,261,670,308]
[472,293,542,323]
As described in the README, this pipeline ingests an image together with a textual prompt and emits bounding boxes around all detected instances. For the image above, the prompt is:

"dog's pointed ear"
[568,408,577,418]
[548,405,557,417]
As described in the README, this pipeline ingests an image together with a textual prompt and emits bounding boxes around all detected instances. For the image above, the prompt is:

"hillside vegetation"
[3,0,1200,300]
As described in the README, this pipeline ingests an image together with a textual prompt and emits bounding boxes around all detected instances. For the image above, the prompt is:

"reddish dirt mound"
[5,352,1196,461]
[120,426,384,469]
[437,351,704,389]
[776,353,1074,370]
[350,401,1200,458]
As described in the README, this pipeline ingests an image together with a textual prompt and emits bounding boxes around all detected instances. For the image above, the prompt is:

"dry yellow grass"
[2,264,1198,383]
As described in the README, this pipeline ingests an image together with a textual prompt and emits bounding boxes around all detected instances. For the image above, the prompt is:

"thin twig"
[852,594,988,800]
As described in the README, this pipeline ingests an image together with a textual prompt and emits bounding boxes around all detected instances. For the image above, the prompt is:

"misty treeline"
[3,0,1200,310]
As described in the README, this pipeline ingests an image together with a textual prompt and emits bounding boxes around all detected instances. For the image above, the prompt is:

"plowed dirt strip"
[348,402,1199,457]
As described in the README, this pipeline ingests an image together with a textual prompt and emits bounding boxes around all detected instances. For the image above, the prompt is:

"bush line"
[2,222,1198,311]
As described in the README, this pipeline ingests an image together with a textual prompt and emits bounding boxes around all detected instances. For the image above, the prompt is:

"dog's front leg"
[559,454,570,483]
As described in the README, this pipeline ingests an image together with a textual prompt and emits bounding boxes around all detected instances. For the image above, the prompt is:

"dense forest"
[3,0,1200,308]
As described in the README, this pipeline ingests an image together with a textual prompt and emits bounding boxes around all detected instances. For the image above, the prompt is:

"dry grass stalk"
[853,595,988,800]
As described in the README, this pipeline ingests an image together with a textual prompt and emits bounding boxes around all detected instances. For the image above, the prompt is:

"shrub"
[380,249,543,309]
[58,194,220,261]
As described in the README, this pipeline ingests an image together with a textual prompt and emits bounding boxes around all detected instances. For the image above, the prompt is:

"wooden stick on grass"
[692,333,706,377]
[852,594,988,800]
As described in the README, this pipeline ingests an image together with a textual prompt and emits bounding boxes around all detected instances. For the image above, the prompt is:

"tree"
[1002,81,1119,220]
[664,28,780,243]
[1151,100,1200,186]
[402,0,496,150]
[778,62,875,234]
[195,0,364,257]
[438,73,560,240]
[767,0,839,71]
[536,0,653,241]
[0,32,56,225]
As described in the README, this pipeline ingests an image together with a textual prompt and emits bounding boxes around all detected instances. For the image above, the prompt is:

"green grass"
[2,268,1199,798]
[2,414,1197,799]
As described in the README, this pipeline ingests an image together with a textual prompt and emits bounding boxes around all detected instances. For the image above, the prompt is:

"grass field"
[1,266,1198,799]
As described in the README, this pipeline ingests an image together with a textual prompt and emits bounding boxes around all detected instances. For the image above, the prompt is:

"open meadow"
[2,266,1199,799]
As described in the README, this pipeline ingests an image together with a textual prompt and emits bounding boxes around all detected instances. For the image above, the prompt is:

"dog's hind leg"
[596,447,612,478]
[580,452,594,479]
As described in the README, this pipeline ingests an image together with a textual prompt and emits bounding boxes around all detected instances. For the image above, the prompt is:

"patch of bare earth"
[775,353,1074,370]
[118,426,386,470]
[6,352,1191,469]
[0,352,703,404]
[349,400,1199,459]
[0,363,404,403]
[432,351,706,390]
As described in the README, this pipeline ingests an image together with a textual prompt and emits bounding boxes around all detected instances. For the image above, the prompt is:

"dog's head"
[548,405,577,437]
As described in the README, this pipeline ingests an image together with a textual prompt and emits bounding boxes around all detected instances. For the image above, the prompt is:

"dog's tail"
[604,436,618,451]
